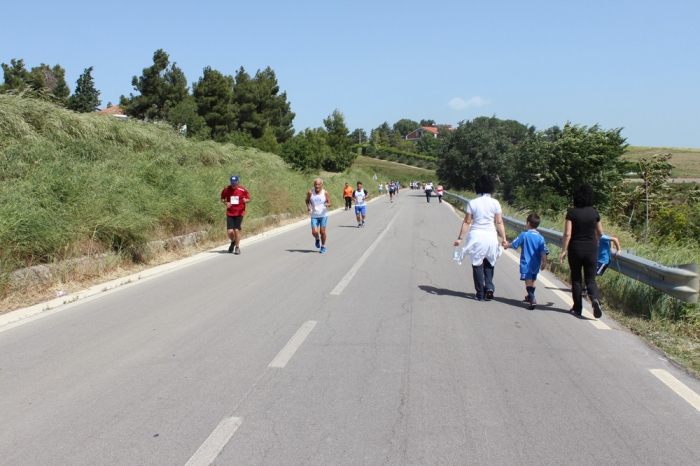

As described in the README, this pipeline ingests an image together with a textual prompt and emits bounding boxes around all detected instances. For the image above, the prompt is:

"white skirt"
[458,229,502,267]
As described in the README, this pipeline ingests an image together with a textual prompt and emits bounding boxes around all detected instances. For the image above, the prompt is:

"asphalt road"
[1,190,699,465]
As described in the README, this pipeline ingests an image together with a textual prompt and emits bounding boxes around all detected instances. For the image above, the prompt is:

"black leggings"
[567,248,599,312]
[344,197,352,209]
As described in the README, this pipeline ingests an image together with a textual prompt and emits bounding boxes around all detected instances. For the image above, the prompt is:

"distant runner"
[436,183,444,203]
[353,181,370,227]
[425,182,433,203]
[388,181,395,203]
[306,178,331,253]
[221,175,251,254]
[343,182,353,211]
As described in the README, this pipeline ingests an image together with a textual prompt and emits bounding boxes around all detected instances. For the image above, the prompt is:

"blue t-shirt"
[598,234,611,264]
[510,230,549,275]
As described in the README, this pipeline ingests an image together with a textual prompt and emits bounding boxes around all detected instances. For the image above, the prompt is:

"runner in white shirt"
[305,178,331,253]
[353,181,370,228]
[436,183,444,203]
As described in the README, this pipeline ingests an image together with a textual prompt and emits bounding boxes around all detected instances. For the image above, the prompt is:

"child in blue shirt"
[503,212,549,310]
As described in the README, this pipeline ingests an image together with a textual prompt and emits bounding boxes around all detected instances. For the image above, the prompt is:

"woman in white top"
[453,175,507,301]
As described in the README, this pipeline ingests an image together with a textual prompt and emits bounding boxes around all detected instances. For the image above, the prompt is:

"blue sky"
[2,0,698,147]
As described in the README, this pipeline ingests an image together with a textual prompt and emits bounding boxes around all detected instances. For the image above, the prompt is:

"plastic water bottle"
[453,246,460,260]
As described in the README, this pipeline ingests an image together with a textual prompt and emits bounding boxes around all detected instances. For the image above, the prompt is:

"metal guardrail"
[444,191,700,303]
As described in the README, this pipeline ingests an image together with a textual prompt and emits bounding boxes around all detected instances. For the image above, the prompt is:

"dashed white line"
[330,209,402,295]
[502,249,610,329]
[650,369,700,412]
[184,416,243,466]
[269,321,317,368]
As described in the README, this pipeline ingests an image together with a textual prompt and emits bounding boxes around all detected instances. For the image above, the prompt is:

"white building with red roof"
[405,125,452,141]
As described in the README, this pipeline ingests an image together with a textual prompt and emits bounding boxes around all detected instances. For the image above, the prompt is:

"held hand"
[453,240,461,247]
[559,251,567,264]
[225,202,232,208]
[615,250,621,257]
[540,263,546,271]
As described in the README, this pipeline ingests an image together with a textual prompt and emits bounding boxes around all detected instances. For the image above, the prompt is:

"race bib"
[231,196,240,205]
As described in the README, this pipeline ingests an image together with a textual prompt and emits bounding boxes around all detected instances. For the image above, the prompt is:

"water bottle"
[453,246,460,260]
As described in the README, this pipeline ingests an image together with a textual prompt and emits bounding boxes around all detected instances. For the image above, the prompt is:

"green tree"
[419,119,435,126]
[168,95,209,139]
[67,67,101,113]
[393,119,419,137]
[251,125,281,154]
[512,123,627,210]
[436,116,526,191]
[120,49,189,121]
[1,59,31,92]
[417,131,440,157]
[192,66,236,141]
[350,128,367,144]
[322,109,355,171]
[232,66,295,143]
[1,60,70,103]
[280,129,326,172]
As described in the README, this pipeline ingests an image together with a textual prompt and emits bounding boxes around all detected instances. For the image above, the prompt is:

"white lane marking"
[330,209,402,295]
[502,249,610,329]
[650,369,700,412]
[269,321,317,368]
[184,416,243,466]
[0,202,374,333]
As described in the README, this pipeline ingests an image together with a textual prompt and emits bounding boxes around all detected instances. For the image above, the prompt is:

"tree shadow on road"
[418,285,471,299]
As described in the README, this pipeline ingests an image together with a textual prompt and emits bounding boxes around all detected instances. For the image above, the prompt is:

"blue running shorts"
[311,217,328,228]
[355,206,366,215]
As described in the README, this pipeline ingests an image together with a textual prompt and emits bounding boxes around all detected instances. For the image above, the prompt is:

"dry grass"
[624,146,700,178]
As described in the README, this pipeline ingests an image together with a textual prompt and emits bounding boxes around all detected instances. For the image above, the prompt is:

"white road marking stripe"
[502,249,610,329]
[650,369,700,412]
[269,321,317,368]
[184,416,243,466]
[330,209,402,295]
[0,202,377,333]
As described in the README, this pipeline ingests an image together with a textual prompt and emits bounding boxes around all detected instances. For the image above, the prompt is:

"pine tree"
[0,59,31,92]
[192,66,236,141]
[120,49,189,121]
[29,64,70,102]
[67,67,101,113]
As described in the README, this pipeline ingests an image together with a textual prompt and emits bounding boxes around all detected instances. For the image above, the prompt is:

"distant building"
[97,105,127,119]
[405,125,453,141]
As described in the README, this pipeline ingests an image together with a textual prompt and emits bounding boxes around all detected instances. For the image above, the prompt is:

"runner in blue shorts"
[305,178,331,253]
[353,181,370,228]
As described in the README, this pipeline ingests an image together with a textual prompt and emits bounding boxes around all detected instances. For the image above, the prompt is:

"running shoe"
[228,242,234,253]
[315,237,321,248]
[569,308,582,316]
[528,299,537,310]
[592,299,603,318]
[362,221,365,226]
[485,289,494,300]
[234,246,241,255]
[358,223,362,228]
[320,246,326,253]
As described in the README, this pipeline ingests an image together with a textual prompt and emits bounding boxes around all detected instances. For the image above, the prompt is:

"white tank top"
[309,189,328,218]
[354,189,366,206]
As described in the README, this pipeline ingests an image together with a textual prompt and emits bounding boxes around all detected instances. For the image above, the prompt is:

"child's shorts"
[520,272,538,281]
[596,262,609,276]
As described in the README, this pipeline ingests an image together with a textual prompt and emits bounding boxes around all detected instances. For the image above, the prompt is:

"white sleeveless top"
[310,189,328,218]
[354,189,367,206]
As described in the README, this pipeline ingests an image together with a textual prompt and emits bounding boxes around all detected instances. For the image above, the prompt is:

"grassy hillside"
[623,146,700,178]
[0,96,387,294]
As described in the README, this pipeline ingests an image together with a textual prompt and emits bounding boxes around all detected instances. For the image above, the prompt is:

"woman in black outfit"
[559,183,604,318]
